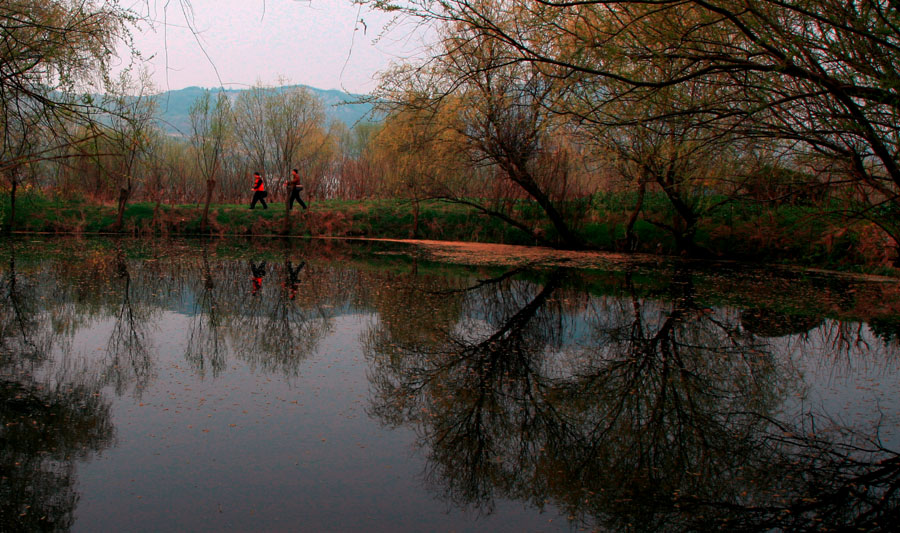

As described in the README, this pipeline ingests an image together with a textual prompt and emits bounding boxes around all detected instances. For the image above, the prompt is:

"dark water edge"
[2,236,900,532]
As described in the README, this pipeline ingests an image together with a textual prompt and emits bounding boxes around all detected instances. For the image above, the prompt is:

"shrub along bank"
[1,192,895,274]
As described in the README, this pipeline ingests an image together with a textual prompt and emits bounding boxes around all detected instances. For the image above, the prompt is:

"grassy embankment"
[0,191,895,273]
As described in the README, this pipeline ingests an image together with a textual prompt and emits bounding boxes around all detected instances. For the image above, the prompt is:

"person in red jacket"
[250,260,267,295]
[250,172,268,209]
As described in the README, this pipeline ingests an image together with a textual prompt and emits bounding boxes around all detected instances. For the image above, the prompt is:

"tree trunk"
[114,182,131,232]
[655,172,700,256]
[673,225,699,256]
[282,184,294,236]
[153,197,161,232]
[201,179,216,232]
[625,181,646,252]
[6,180,17,235]
[411,195,420,238]
[506,162,582,249]
[893,237,900,268]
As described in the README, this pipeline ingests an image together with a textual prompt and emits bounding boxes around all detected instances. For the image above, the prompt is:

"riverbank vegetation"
[2,190,893,273]
[2,1,899,274]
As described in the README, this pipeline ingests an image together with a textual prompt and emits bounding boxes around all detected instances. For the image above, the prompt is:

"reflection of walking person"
[250,172,268,209]
[250,260,267,296]
[286,168,308,211]
[282,260,305,300]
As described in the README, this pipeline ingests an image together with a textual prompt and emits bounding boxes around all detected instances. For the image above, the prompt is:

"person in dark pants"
[286,168,307,211]
[250,260,267,296]
[250,172,268,209]
[282,260,305,300]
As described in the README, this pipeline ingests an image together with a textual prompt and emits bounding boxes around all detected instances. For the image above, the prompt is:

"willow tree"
[372,102,468,237]
[360,0,900,260]
[189,89,231,232]
[333,121,384,200]
[372,12,583,247]
[548,3,766,254]
[0,97,42,234]
[1,0,135,232]
[104,76,158,232]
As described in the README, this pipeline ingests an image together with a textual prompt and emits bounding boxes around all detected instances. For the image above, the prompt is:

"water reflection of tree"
[0,372,115,531]
[362,259,471,354]
[551,269,788,529]
[226,254,334,376]
[870,316,900,347]
[184,243,225,377]
[0,242,115,531]
[686,412,900,531]
[365,268,570,512]
[102,245,155,396]
[364,266,900,530]
[0,247,49,362]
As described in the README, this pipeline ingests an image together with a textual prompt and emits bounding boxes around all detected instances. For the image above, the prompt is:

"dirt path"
[362,238,900,283]
[368,238,659,269]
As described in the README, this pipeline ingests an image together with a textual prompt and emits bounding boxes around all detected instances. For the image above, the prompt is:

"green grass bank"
[1,191,896,274]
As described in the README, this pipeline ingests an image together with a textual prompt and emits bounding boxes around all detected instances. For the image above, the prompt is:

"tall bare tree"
[232,84,273,194]
[267,85,326,191]
[189,89,231,231]
[103,75,158,232]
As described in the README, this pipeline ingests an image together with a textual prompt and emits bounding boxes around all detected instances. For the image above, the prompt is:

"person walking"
[282,260,305,300]
[250,172,268,209]
[285,168,308,211]
[250,260,267,295]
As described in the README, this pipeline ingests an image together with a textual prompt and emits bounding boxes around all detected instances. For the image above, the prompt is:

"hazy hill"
[151,85,377,136]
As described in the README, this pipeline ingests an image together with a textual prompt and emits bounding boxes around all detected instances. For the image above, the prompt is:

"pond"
[2,237,900,531]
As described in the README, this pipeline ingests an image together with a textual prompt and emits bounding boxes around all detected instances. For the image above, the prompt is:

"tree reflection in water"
[184,243,226,377]
[0,243,115,530]
[103,243,156,396]
[227,252,333,376]
[366,266,567,511]
[0,238,338,530]
[364,266,900,531]
[2,238,899,531]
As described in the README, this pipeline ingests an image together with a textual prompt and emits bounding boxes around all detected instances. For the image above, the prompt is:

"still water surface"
[2,237,900,531]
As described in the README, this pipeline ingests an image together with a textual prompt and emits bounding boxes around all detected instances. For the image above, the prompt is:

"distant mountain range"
[151,85,377,136]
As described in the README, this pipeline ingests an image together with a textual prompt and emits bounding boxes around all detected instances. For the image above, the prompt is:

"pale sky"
[118,0,422,94]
